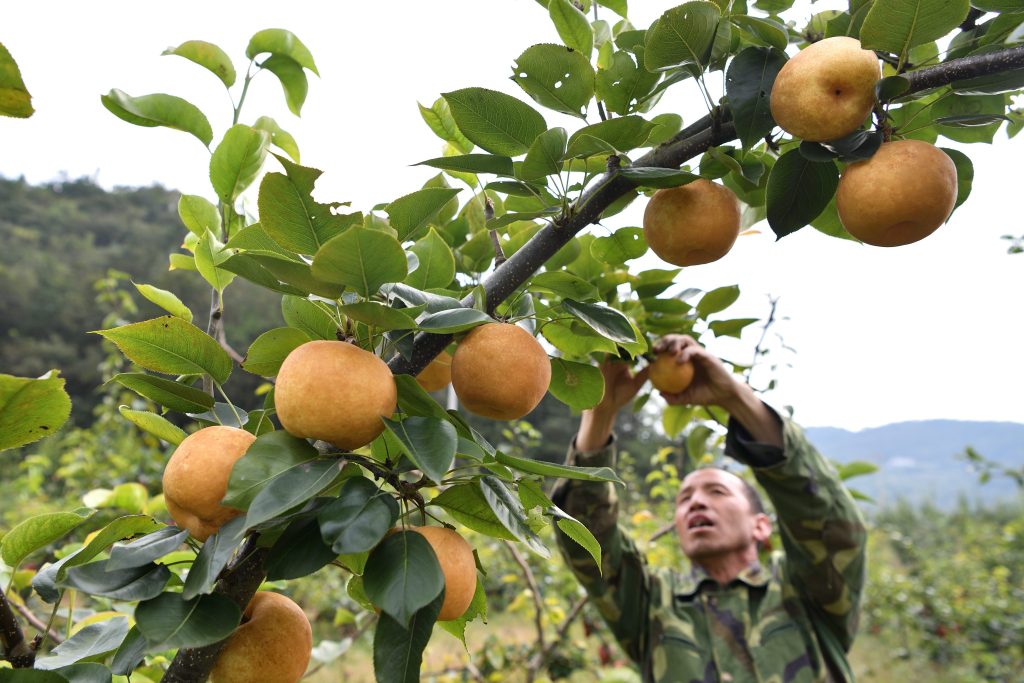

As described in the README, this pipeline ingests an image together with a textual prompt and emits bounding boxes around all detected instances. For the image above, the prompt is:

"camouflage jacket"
[552,410,866,683]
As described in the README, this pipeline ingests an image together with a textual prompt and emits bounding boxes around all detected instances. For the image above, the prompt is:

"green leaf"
[837,460,879,480]
[479,476,549,557]
[382,416,458,484]
[246,28,318,74]
[932,93,1008,143]
[860,0,970,57]
[110,626,147,677]
[210,124,269,204]
[318,477,399,554]
[495,450,623,484]
[181,517,246,599]
[94,316,232,384]
[0,372,72,452]
[644,1,721,72]
[243,458,343,529]
[519,127,568,181]
[696,285,741,317]
[162,40,235,87]
[565,116,656,158]
[258,156,359,255]
[383,283,462,313]
[528,271,599,300]
[107,527,189,572]
[386,187,462,242]
[261,55,308,116]
[0,510,91,567]
[547,358,605,410]
[60,562,169,601]
[417,308,491,334]
[34,617,130,671]
[562,299,637,344]
[727,47,787,150]
[177,194,221,237]
[430,485,517,540]
[50,516,165,585]
[394,375,451,421]
[596,50,662,116]
[265,516,339,580]
[338,302,421,331]
[416,154,513,176]
[730,15,789,51]
[194,233,236,293]
[550,507,602,573]
[443,88,547,157]
[548,0,594,57]
[0,42,34,118]
[941,147,973,211]
[407,228,457,290]
[512,43,595,118]
[132,283,192,323]
[237,446,318,516]
[311,227,407,296]
[590,227,647,265]
[101,89,212,146]
[118,407,187,445]
[364,531,444,627]
[253,116,300,162]
[765,149,839,239]
[418,97,474,153]
[619,167,700,189]
[281,296,338,340]
[373,592,443,682]
[109,373,213,413]
[709,317,759,338]
[135,592,241,650]
[875,75,911,103]
[241,327,310,377]
[437,576,486,644]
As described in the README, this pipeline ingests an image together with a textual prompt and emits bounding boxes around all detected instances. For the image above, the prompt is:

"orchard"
[2,1,1023,682]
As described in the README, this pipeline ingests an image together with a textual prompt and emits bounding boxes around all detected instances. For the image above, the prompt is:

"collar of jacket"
[673,559,773,597]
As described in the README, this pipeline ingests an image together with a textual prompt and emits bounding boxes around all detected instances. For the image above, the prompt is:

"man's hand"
[653,335,783,448]
[576,357,648,452]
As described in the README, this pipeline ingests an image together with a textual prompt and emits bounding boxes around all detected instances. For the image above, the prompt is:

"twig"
[489,230,506,268]
[504,541,545,655]
[745,296,779,385]
[527,594,589,676]
[650,521,675,543]
[10,600,63,646]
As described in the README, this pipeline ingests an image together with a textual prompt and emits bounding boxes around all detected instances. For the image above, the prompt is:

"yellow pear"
[408,526,477,621]
[649,353,695,394]
[836,139,958,247]
[642,179,741,267]
[162,426,254,541]
[415,350,453,392]
[210,592,312,683]
[770,37,881,142]
[451,323,550,420]
[275,340,397,450]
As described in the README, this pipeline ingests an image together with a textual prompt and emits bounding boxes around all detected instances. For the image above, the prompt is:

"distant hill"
[805,420,1024,509]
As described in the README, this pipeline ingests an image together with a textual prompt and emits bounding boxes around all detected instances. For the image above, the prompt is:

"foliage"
[4,0,1024,681]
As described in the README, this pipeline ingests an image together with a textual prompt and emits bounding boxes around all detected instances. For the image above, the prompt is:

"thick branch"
[0,592,34,668]
[904,45,1024,91]
[161,544,269,683]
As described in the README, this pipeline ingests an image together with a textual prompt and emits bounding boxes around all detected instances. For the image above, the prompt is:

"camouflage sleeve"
[726,408,867,653]
[551,436,656,665]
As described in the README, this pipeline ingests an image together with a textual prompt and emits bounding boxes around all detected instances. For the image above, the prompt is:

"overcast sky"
[3,1,1022,430]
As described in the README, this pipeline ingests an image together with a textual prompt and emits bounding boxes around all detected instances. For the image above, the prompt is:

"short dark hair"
[739,477,766,516]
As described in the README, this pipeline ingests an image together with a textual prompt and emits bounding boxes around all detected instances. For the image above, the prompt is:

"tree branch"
[0,591,34,668]
[904,45,1024,91]
[527,594,589,677]
[161,542,269,683]
[504,541,545,657]
[10,599,62,646]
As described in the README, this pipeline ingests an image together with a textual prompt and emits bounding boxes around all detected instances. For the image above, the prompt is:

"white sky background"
[3,0,1022,430]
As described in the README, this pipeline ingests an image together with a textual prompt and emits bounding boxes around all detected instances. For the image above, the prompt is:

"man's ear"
[752,512,772,547]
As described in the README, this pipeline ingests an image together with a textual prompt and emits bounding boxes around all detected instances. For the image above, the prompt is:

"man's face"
[674,468,769,563]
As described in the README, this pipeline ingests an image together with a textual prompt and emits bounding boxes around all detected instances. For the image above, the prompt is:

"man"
[553,335,866,683]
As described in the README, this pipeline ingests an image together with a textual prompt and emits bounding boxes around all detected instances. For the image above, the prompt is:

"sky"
[3,1,1022,430]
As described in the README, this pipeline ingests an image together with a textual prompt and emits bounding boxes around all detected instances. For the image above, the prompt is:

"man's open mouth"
[687,515,714,529]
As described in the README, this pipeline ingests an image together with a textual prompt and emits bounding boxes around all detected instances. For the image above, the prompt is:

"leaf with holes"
[512,43,595,119]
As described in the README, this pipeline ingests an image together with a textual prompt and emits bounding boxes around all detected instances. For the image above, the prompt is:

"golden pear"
[275,340,397,450]
[642,179,741,267]
[451,323,550,420]
[415,350,453,392]
[770,36,881,142]
[162,426,254,541]
[408,526,477,621]
[836,139,958,247]
[649,353,695,394]
[210,592,312,683]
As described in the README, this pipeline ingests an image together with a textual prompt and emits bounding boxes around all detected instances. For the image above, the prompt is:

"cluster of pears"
[643,36,957,263]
